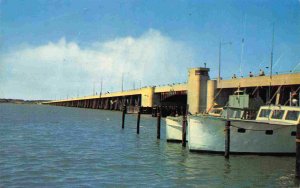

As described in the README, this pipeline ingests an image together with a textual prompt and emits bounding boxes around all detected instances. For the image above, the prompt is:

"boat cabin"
[256,105,300,125]
[211,90,263,120]
[208,107,223,117]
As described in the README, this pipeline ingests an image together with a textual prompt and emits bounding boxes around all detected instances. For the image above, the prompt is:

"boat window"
[291,131,297,136]
[230,110,236,118]
[237,128,246,133]
[234,110,241,118]
[211,109,222,114]
[229,110,240,118]
[271,110,285,119]
[214,109,222,114]
[259,109,271,118]
[285,111,299,121]
[265,130,273,135]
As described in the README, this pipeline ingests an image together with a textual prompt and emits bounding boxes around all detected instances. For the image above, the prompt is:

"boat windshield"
[256,106,300,124]
[271,110,285,119]
[285,111,299,121]
[259,109,271,118]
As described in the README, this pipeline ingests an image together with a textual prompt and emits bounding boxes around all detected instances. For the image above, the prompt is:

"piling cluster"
[120,105,188,146]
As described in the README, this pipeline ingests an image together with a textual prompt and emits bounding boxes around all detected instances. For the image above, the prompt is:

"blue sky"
[0,0,299,100]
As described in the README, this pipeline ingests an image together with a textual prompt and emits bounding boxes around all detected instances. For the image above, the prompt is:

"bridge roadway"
[43,83,187,107]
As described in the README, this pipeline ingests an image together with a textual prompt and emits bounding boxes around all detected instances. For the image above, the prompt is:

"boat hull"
[188,115,296,155]
[166,116,183,142]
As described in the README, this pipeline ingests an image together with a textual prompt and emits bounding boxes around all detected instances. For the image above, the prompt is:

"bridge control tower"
[187,67,210,114]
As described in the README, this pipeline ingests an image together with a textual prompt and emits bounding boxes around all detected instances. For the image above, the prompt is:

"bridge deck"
[43,84,188,104]
[217,73,300,89]
[43,73,299,104]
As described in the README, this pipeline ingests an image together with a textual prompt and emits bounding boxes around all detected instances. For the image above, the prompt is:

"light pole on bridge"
[218,41,232,82]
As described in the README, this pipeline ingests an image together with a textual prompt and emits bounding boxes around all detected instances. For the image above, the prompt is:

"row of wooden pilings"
[121,105,188,147]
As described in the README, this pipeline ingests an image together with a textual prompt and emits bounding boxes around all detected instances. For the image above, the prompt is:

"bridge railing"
[211,70,300,80]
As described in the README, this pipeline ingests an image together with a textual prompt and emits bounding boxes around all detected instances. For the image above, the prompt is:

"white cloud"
[0,29,195,100]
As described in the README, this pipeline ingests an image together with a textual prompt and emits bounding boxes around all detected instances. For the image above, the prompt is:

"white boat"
[165,116,184,142]
[165,108,223,142]
[188,105,300,155]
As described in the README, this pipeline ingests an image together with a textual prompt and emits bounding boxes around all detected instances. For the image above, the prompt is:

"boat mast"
[270,23,275,79]
[218,41,221,82]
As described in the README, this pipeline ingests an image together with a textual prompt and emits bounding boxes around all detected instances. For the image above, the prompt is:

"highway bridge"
[43,67,300,115]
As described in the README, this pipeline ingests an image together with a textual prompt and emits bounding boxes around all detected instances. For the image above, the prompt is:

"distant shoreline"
[0,99,49,104]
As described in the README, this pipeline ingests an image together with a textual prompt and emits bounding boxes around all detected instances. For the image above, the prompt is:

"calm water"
[0,103,297,187]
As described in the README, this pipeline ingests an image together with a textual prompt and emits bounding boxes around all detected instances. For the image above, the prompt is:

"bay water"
[0,104,296,187]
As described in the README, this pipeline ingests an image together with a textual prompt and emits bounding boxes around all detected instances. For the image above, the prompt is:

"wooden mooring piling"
[224,120,231,159]
[136,107,141,134]
[182,115,187,147]
[182,104,188,147]
[157,106,161,139]
[296,123,300,178]
[121,105,126,129]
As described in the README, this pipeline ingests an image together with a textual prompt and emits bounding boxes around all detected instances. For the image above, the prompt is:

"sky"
[0,0,299,100]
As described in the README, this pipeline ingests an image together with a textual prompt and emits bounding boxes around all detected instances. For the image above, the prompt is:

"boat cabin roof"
[256,105,300,125]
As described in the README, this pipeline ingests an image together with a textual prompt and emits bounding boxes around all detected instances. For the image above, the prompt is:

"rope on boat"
[230,123,295,132]
[266,85,283,104]
[251,85,262,96]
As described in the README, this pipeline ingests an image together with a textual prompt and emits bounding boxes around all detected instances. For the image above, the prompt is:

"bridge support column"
[141,87,154,107]
[206,80,217,112]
